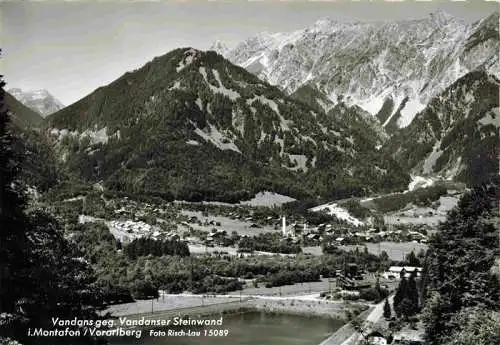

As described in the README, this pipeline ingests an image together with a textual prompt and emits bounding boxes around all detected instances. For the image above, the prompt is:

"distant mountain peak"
[8,88,64,117]
[209,40,230,55]
[428,9,455,24]
[312,17,338,31]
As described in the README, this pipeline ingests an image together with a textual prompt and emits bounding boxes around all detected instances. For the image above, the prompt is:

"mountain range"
[6,10,499,203]
[44,48,409,202]
[215,11,499,132]
[8,88,64,117]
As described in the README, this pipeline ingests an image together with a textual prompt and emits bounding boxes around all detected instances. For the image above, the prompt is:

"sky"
[1,0,498,105]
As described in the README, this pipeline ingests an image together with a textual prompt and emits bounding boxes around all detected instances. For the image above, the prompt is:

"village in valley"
[3,2,498,345]
[39,178,466,345]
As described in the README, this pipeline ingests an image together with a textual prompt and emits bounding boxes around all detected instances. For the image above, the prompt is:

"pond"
[108,311,344,345]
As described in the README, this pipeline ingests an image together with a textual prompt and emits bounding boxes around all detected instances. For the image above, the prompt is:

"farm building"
[392,329,425,344]
[382,266,422,279]
[366,331,388,345]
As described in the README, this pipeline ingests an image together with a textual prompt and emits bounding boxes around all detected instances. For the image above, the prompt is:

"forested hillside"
[383,71,499,186]
[44,48,409,202]
[420,183,500,345]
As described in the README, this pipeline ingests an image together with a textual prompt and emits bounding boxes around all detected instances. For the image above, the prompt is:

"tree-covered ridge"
[290,83,335,113]
[420,183,500,345]
[383,70,499,186]
[43,48,409,202]
[326,103,388,151]
[3,89,59,192]
[4,91,43,129]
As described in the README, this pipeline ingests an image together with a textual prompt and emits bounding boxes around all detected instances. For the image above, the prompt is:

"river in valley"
[108,311,344,345]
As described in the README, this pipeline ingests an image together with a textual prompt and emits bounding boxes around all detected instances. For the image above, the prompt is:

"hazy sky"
[1,0,498,105]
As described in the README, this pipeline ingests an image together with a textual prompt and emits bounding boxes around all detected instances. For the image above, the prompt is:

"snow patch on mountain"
[398,98,427,128]
[169,81,182,90]
[316,98,333,112]
[199,67,240,101]
[478,107,500,127]
[194,123,241,153]
[287,154,308,171]
[246,95,291,131]
[186,140,200,146]
[407,175,436,191]
[247,95,281,114]
[195,98,203,111]
[177,49,198,72]
[445,157,464,180]
[357,96,385,116]
[422,141,443,174]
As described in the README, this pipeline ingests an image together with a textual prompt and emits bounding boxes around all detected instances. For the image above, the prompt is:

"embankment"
[250,298,368,318]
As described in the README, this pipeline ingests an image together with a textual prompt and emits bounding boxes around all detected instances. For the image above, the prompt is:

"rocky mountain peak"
[209,40,231,56]
[219,11,499,131]
[428,9,456,25]
[8,88,64,117]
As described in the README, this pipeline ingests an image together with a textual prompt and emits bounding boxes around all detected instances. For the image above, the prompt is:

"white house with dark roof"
[382,266,422,279]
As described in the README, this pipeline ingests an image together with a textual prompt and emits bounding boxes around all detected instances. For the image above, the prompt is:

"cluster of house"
[205,228,228,245]
[331,228,428,244]
[381,266,423,280]
[106,220,160,242]
[280,220,428,244]
[106,219,180,243]
[113,199,169,219]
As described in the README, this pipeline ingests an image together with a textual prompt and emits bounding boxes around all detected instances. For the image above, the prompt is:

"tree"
[396,298,414,321]
[406,250,420,266]
[421,184,499,345]
[407,270,419,315]
[393,270,419,319]
[393,275,408,316]
[0,58,33,341]
[442,308,500,345]
[373,213,386,231]
[0,68,104,345]
[383,298,392,319]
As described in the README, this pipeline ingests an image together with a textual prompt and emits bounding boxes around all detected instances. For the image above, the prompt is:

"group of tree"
[359,278,389,303]
[372,185,447,213]
[393,271,420,320]
[264,268,320,288]
[404,250,422,267]
[419,183,499,345]
[0,69,106,344]
[237,233,302,254]
[123,237,190,259]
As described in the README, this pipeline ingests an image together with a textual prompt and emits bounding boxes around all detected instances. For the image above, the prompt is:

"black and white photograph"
[0,0,499,345]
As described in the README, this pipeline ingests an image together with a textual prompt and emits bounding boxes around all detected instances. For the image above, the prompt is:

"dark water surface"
[109,311,344,345]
